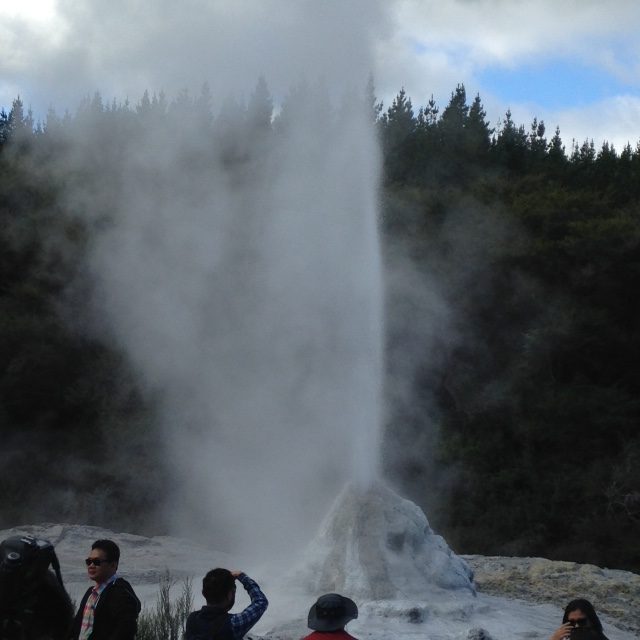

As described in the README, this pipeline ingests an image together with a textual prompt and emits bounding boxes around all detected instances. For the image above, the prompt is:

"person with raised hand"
[549,599,609,640]
[185,568,268,640]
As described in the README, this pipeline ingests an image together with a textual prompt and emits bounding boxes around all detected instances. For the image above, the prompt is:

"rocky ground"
[464,555,640,636]
[2,523,638,639]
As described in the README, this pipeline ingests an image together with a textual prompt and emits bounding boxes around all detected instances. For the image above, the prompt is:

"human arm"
[228,572,268,640]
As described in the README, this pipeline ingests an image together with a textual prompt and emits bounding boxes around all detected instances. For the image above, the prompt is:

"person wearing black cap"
[303,593,359,640]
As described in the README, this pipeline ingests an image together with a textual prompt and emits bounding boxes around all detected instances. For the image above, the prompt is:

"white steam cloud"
[44,3,388,560]
[1,0,390,118]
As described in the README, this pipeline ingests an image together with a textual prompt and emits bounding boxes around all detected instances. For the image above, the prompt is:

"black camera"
[0,536,56,609]
[569,627,599,640]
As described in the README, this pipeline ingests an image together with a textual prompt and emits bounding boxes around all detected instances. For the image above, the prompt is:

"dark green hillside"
[0,84,638,570]
[381,85,640,572]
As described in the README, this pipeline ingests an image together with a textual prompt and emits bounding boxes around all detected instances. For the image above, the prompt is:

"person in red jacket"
[302,593,358,640]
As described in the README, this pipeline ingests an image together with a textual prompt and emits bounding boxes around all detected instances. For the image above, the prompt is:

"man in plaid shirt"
[185,568,268,639]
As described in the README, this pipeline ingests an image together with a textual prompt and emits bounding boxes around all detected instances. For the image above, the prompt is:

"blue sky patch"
[477,58,633,110]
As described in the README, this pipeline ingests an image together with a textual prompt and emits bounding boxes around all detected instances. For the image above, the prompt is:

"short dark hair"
[563,599,604,634]
[202,568,235,604]
[91,539,120,564]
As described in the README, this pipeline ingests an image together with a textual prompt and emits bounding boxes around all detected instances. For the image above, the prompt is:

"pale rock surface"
[464,555,640,635]
[0,522,235,605]
[1,492,638,640]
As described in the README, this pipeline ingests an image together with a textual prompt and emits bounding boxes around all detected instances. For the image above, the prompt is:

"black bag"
[0,535,72,640]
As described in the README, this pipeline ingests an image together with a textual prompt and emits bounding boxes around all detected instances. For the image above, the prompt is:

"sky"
[1,0,640,149]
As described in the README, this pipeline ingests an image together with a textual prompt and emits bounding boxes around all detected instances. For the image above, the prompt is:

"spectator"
[549,599,609,640]
[70,539,141,640]
[303,593,358,640]
[185,568,268,640]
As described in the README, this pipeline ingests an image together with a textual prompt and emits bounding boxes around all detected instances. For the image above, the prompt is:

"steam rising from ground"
[1,1,389,558]
[81,84,382,557]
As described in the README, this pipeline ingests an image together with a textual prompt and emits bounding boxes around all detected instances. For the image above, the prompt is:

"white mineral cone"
[289,482,476,600]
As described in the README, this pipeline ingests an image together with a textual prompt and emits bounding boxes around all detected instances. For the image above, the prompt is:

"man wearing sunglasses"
[70,539,141,640]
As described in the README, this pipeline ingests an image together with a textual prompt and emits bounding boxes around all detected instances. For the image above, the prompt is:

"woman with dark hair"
[550,599,609,640]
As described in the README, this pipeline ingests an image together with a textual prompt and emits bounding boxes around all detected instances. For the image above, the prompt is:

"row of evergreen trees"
[379,84,640,199]
[1,81,639,570]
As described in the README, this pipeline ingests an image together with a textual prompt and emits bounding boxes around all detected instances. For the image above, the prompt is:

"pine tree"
[0,108,9,145]
[528,117,547,164]
[246,75,273,133]
[213,94,247,165]
[364,74,383,125]
[380,88,416,184]
[493,109,528,173]
[424,95,439,128]
[439,84,468,134]
[136,90,152,116]
[594,140,618,191]
[7,97,33,140]
[465,93,492,161]
[381,88,415,151]
[547,126,566,169]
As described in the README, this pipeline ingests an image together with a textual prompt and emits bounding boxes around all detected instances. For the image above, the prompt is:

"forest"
[1,81,639,572]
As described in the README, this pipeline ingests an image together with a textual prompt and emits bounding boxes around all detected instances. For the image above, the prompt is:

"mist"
[2,0,390,120]
[14,2,387,561]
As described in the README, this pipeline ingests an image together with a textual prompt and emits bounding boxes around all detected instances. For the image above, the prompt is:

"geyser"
[85,80,383,556]
[290,482,475,601]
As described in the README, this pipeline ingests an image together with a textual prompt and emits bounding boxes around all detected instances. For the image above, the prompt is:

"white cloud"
[384,0,640,65]
[368,0,640,147]
[548,95,640,149]
[1,0,639,146]
[2,0,57,23]
[1,0,390,116]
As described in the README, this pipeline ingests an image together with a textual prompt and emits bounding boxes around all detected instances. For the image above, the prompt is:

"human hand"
[550,623,573,640]
[230,570,243,579]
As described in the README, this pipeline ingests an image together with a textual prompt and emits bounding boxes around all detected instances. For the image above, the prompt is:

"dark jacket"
[185,573,267,640]
[70,578,141,640]
[184,605,234,640]
[302,632,358,640]
[302,629,357,640]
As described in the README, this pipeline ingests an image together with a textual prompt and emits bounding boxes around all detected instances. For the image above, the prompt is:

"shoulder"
[102,578,141,610]
[110,577,138,595]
